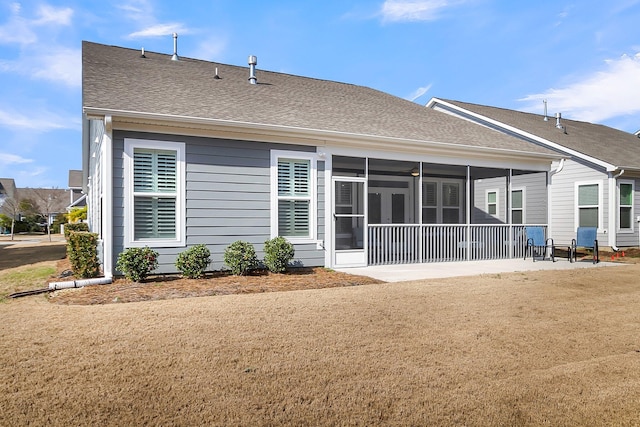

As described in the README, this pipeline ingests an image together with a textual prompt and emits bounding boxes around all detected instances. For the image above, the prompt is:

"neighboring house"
[427,98,640,249]
[0,178,18,233]
[17,187,70,226]
[82,41,562,278]
[68,170,87,210]
[0,178,17,209]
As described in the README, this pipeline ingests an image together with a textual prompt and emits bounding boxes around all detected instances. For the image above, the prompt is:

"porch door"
[333,178,366,267]
[368,187,411,224]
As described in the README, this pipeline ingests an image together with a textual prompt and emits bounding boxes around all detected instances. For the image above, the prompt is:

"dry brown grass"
[2,258,640,426]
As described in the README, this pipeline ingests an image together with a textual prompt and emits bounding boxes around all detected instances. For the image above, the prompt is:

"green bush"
[116,246,159,282]
[263,236,295,273]
[64,222,89,239]
[175,244,211,279]
[67,232,100,278]
[223,241,258,275]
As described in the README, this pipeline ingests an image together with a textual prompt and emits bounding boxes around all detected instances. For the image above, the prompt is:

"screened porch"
[331,156,549,266]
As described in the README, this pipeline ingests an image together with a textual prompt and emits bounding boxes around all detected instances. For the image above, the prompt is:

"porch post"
[418,162,423,263]
[466,165,471,261]
[508,169,513,259]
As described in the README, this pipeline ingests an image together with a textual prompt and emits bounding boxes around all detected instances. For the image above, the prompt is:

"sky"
[1,0,640,189]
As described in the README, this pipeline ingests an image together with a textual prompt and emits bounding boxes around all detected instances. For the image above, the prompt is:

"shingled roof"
[432,99,640,172]
[82,41,559,159]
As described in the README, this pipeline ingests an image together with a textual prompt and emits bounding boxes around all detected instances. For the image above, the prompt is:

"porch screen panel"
[442,183,461,224]
[578,184,598,228]
[133,148,177,239]
[620,183,633,229]
[278,159,311,237]
[511,190,523,224]
[422,181,437,223]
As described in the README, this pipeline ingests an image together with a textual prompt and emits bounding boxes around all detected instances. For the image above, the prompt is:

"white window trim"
[617,179,634,233]
[511,187,526,224]
[270,150,317,243]
[574,180,603,231]
[124,138,186,248]
[486,189,499,218]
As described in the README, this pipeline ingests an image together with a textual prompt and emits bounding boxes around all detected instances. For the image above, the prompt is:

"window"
[619,181,634,231]
[124,139,185,247]
[271,150,316,241]
[511,189,524,224]
[422,179,463,224]
[486,190,498,216]
[576,182,600,229]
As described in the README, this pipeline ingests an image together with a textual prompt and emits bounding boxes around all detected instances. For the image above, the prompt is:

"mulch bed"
[48,261,383,305]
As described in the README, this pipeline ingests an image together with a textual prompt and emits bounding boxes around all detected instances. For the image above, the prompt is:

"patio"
[337,257,625,282]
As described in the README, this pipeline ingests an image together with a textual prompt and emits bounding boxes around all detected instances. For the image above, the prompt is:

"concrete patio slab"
[336,258,627,282]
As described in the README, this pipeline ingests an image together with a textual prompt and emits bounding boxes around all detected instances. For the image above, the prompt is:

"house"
[0,178,17,208]
[0,178,17,233]
[427,98,640,249]
[67,170,86,211]
[82,41,563,278]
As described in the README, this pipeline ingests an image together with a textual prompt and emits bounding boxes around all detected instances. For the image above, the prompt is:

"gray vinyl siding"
[550,158,608,245]
[473,177,506,223]
[615,177,640,247]
[471,172,546,224]
[112,131,325,274]
[512,172,547,224]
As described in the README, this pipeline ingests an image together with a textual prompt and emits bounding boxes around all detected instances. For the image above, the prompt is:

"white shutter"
[134,151,154,192]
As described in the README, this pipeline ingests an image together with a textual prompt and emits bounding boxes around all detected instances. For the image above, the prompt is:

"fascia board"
[428,98,617,172]
[83,106,562,163]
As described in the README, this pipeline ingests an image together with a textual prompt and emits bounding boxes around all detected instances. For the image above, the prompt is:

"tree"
[68,206,87,223]
[29,188,66,242]
[0,196,22,240]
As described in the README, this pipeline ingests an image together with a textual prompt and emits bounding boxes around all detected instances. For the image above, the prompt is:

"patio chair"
[570,227,599,264]
[524,226,556,262]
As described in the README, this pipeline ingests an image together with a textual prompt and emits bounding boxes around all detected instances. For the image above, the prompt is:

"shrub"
[175,244,211,279]
[67,232,101,278]
[116,246,159,282]
[263,236,295,273]
[223,241,258,275]
[64,222,89,239]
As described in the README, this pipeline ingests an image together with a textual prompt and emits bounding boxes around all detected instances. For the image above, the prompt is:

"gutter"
[608,169,625,248]
[82,107,562,162]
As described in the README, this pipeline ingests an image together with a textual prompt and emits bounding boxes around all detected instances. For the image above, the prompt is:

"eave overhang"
[83,106,563,169]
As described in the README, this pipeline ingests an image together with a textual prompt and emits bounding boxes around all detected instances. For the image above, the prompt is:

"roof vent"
[543,99,548,121]
[171,33,179,61]
[248,55,257,84]
[140,47,146,58]
[555,112,563,129]
[214,67,221,80]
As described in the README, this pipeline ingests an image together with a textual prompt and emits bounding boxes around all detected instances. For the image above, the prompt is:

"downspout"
[609,169,625,250]
[103,115,114,279]
[466,165,471,261]
[547,158,565,240]
[49,277,112,290]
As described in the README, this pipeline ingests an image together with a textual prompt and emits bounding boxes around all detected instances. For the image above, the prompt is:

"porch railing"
[367,224,547,265]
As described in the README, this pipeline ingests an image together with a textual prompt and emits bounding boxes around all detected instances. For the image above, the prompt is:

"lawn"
[1,256,639,426]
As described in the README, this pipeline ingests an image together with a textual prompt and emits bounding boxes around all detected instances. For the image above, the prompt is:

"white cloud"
[128,23,189,38]
[380,0,465,22]
[519,53,640,124]
[192,36,227,61]
[0,106,81,132]
[0,46,81,87]
[0,3,73,46]
[33,4,73,26]
[0,152,33,166]
[407,84,433,102]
